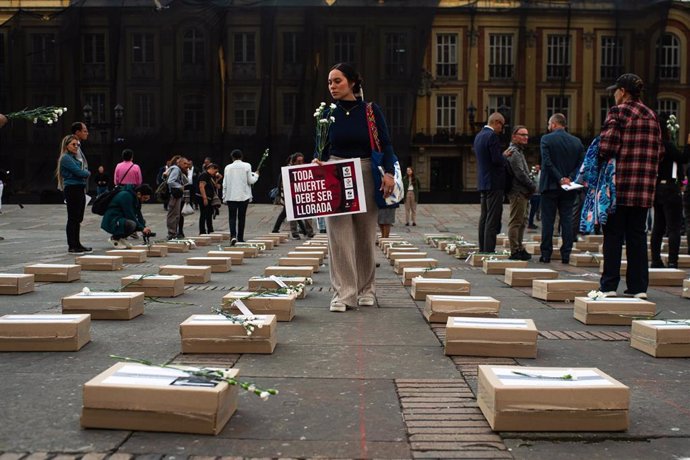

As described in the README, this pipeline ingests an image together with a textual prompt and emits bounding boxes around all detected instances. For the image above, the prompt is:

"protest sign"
[282,158,366,221]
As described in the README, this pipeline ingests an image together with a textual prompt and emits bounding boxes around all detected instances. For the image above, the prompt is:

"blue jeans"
[539,189,576,261]
[96,186,109,197]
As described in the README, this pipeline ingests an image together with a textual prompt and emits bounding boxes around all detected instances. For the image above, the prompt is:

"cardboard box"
[0,314,90,351]
[394,258,438,275]
[585,234,604,243]
[574,242,601,252]
[495,235,509,246]
[159,265,212,284]
[402,267,452,287]
[24,264,81,283]
[424,233,452,243]
[445,317,538,358]
[453,244,481,259]
[264,266,314,277]
[164,241,191,253]
[525,245,563,260]
[75,255,124,271]
[411,278,471,301]
[599,260,627,275]
[0,274,35,295]
[648,268,686,286]
[278,257,320,272]
[389,251,429,265]
[477,365,629,431]
[105,250,148,263]
[246,239,275,250]
[188,236,212,246]
[209,232,230,241]
[203,234,224,243]
[532,280,599,302]
[121,274,184,297]
[259,234,282,245]
[287,251,324,264]
[467,253,508,267]
[207,250,244,265]
[248,276,309,299]
[187,257,232,273]
[294,246,329,256]
[81,362,239,435]
[180,314,277,354]
[378,237,405,247]
[132,245,169,257]
[683,279,690,299]
[222,291,297,321]
[573,297,657,325]
[482,259,529,275]
[630,319,690,357]
[384,246,419,257]
[423,295,500,323]
[504,268,558,287]
[62,291,145,320]
[569,253,603,267]
[662,254,690,268]
[225,246,259,257]
[267,232,289,242]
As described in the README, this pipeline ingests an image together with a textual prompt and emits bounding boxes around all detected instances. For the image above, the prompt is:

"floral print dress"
[576,136,616,234]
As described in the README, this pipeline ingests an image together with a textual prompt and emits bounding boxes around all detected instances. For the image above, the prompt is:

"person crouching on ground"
[101,184,153,248]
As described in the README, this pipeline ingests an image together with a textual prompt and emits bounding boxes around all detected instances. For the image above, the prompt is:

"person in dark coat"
[474,112,506,253]
[101,184,153,248]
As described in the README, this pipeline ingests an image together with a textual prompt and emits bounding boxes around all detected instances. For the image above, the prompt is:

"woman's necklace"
[338,101,361,116]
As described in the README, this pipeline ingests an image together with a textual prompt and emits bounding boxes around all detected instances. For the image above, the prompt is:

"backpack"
[91,186,122,216]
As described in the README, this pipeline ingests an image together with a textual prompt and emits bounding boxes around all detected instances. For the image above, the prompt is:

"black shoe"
[292,233,301,240]
[528,224,538,229]
[405,222,409,226]
[561,258,570,265]
[650,260,665,268]
[68,247,85,254]
[230,237,237,246]
[307,233,315,238]
[509,251,522,260]
[413,222,416,226]
[667,262,678,269]
[320,229,327,234]
[538,256,550,263]
[519,249,532,261]
[77,246,93,253]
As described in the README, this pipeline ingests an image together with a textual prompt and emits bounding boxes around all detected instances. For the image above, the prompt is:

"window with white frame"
[134,93,155,129]
[83,92,107,123]
[182,28,205,65]
[234,92,256,128]
[384,93,406,134]
[657,98,679,118]
[31,33,55,64]
[489,34,513,79]
[436,95,457,134]
[599,94,614,128]
[600,36,623,81]
[333,31,356,63]
[436,33,458,78]
[282,32,303,78]
[182,95,205,131]
[132,33,154,64]
[657,33,680,81]
[234,32,256,63]
[384,32,408,78]
[282,92,297,126]
[546,95,570,122]
[487,95,513,126]
[546,34,570,80]
[83,34,105,64]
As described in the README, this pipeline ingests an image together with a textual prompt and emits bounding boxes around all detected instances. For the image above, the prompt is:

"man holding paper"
[538,113,585,264]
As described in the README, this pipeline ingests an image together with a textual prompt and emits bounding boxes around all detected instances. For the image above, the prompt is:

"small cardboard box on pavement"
[482,259,528,275]
[574,297,656,325]
[294,245,328,256]
[630,319,690,357]
[525,245,565,260]
[24,263,81,282]
[132,245,169,257]
[264,266,314,277]
[248,276,309,299]
[207,250,244,264]
[402,267,452,287]
[648,268,686,286]
[180,314,277,354]
[260,234,283,245]
[599,260,627,275]
[287,251,324,264]
[76,255,124,271]
[159,265,212,284]
[477,365,630,432]
[423,295,500,323]
[105,250,147,263]
[164,241,191,253]
[585,234,604,244]
[569,253,603,267]
[226,246,259,257]
[394,258,438,275]
[222,291,297,321]
[204,234,224,243]
[389,251,428,265]
[467,252,508,267]
[0,274,35,295]
[246,239,275,250]
[504,268,558,287]
[187,257,232,273]
[683,279,690,298]
[278,257,320,272]
[268,232,289,242]
[121,274,184,297]
[62,291,145,320]
[445,317,538,358]
[384,246,419,257]
[574,242,601,252]
[411,278,470,301]
[662,254,690,268]
[208,232,229,241]
[81,362,239,435]
[531,279,599,302]
[0,314,90,351]
[188,236,212,246]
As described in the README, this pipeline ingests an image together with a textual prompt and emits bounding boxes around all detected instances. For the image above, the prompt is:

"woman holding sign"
[316,62,397,312]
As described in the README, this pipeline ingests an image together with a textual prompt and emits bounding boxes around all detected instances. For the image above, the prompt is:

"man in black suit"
[474,112,506,253]
[538,113,585,264]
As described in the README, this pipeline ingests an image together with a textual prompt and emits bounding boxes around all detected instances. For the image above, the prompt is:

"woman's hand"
[312,159,324,166]
[381,173,395,198]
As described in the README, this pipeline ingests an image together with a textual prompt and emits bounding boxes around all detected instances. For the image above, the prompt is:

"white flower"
[329,116,335,122]
[320,102,326,107]
[82,287,91,295]
[220,369,235,380]
[56,109,63,116]
[46,120,53,125]
[313,112,319,118]
[330,103,337,109]
[246,330,253,336]
[33,118,38,124]
[319,119,329,125]
[260,391,270,400]
[248,384,256,392]
[63,107,68,112]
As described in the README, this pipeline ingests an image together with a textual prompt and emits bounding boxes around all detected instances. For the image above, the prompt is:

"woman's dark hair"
[205,162,219,171]
[122,149,134,161]
[330,62,363,95]
[136,183,153,196]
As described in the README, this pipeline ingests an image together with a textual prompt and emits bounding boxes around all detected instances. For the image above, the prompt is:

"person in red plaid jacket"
[598,73,664,299]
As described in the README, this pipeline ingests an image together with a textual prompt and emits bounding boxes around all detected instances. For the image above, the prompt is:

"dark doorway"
[427,156,462,203]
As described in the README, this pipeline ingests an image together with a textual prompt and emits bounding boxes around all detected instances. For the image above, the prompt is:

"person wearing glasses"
[474,112,507,253]
[538,113,585,264]
[504,126,536,260]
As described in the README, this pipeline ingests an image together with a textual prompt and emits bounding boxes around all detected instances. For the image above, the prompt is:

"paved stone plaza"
[0,203,689,460]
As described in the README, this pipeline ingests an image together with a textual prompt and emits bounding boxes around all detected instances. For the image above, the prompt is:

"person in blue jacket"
[55,134,91,254]
[101,184,153,248]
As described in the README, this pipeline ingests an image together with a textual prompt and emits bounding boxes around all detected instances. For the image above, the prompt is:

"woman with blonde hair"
[55,134,91,253]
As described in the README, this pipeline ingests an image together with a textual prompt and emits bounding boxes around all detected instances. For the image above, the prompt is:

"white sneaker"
[358,295,375,306]
[109,237,121,248]
[600,291,618,298]
[121,238,133,249]
[329,301,346,312]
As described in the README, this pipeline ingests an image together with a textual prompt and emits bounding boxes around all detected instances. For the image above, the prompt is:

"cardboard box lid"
[0,314,89,338]
[505,268,558,275]
[76,255,123,262]
[532,280,599,291]
[160,265,212,272]
[446,317,537,341]
[648,268,686,278]
[0,274,34,287]
[223,291,297,300]
[83,362,235,414]
[412,278,469,286]
[574,297,656,314]
[479,365,629,410]
[122,274,184,286]
[631,320,690,344]
[106,250,147,256]
[25,264,80,272]
[180,314,276,338]
[395,258,438,265]
[188,257,231,262]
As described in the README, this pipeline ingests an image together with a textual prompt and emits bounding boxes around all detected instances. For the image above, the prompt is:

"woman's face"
[66,139,79,155]
[406,167,413,176]
[328,69,355,101]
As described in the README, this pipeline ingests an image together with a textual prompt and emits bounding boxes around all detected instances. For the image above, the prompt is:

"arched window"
[182,27,205,65]
[657,98,679,118]
[657,33,680,81]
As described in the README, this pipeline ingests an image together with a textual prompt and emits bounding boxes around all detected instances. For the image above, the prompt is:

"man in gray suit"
[538,113,585,264]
